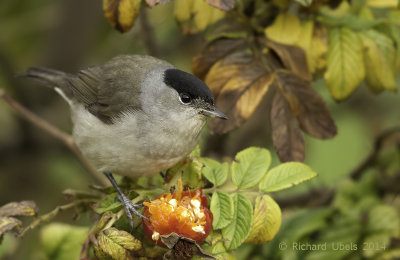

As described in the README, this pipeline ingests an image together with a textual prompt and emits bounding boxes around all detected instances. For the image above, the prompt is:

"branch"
[274,188,334,208]
[18,199,95,238]
[0,89,108,186]
[350,127,400,180]
[139,4,160,57]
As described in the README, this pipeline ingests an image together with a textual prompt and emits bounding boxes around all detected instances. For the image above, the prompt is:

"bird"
[22,55,227,227]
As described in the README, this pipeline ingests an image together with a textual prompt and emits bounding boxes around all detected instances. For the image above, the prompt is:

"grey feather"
[22,55,174,124]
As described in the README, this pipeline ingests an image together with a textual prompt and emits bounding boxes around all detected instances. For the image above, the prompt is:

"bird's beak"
[201,108,228,120]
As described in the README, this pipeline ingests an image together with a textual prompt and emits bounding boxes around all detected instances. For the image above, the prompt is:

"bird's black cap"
[163,69,214,106]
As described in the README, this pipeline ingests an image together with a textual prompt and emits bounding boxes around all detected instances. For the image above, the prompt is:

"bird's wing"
[66,65,142,124]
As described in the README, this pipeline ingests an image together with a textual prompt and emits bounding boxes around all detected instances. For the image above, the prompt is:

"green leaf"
[201,158,229,186]
[259,162,317,192]
[40,223,89,260]
[221,194,253,250]
[367,205,400,236]
[245,195,281,244]
[231,147,271,190]
[210,191,234,229]
[95,193,121,214]
[182,158,205,189]
[360,29,397,93]
[0,201,38,217]
[324,27,365,100]
[97,227,142,259]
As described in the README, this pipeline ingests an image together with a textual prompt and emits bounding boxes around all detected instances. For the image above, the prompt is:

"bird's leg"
[103,171,147,229]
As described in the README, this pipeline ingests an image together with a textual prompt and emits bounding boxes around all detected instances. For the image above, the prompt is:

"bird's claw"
[117,194,148,230]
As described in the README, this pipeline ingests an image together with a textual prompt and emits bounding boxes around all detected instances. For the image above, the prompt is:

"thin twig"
[0,89,108,186]
[350,127,400,180]
[139,4,159,57]
[18,199,95,237]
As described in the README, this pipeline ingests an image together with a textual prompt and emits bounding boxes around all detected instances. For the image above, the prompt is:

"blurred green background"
[0,0,399,259]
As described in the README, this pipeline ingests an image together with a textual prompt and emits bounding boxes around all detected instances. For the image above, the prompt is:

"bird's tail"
[20,67,74,104]
[22,67,68,87]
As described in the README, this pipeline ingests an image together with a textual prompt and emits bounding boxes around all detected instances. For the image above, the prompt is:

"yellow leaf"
[245,195,281,244]
[296,20,314,72]
[235,73,274,120]
[324,27,365,100]
[310,25,328,72]
[174,0,225,34]
[367,0,398,8]
[174,0,193,21]
[360,30,397,93]
[264,13,301,45]
[205,51,253,98]
[103,0,141,33]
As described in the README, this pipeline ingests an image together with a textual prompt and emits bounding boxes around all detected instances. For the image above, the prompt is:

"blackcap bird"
[23,55,227,226]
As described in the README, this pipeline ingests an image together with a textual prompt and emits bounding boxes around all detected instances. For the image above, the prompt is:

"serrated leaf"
[174,0,225,34]
[103,0,142,33]
[270,90,305,162]
[210,191,234,229]
[324,27,365,100]
[97,227,142,259]
[265,13,301,45]
[201,158,229,186]
[245,195,281,244]
[40,223,89,260]
[231,147,271,190]
[259,162,317,192]
[221,194,253,250]
[0,201,38,217]
[0,217,21,239]
[360,30,397,93]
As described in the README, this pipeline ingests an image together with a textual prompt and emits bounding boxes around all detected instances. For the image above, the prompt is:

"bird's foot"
[117,193,148,230]
[103,171,148,230]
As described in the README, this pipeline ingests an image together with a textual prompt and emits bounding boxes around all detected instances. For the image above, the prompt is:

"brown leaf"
[210,60,273,134]
[263,39,312,82]
[205,0,235,11]
[0,201,38,217]
[161,233,216,260]
[103,0,141,33]
[192,38,246,80]
[145,0,171,7]
[0,217,22,239]
[275,71,337,139]
[205,51,253,98]
[270,90,305,162]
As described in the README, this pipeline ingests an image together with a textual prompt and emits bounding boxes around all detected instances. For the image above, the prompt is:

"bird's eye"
[179,93,192,104]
